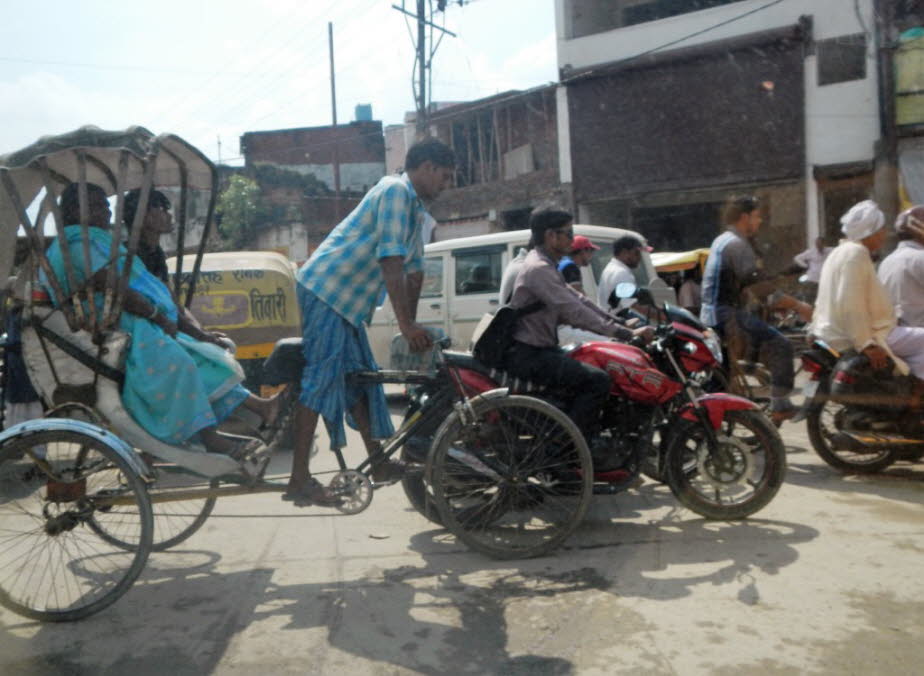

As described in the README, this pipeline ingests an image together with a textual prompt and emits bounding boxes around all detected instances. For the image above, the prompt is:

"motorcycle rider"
[812,200,924,379]
[878,205,924,328]
[558,235,599,295]
[792,237,833,302]
[597,235,644,312]
[503,205,652,462]
[700,196,812,424]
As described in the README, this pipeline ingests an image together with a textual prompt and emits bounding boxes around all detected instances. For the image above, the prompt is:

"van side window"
[421,257,443,298]
[455,251,502,295]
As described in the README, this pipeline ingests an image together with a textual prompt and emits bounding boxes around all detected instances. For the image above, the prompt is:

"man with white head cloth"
[878,205,924,328]
[811,200,924,379]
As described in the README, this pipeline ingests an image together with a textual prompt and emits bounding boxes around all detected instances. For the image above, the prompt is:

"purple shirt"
[510,247,632,347]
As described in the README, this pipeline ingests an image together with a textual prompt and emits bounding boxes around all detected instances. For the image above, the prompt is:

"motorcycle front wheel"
[665,409,786,519]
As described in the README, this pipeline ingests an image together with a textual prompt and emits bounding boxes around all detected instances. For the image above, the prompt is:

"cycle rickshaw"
[0,127,592,622]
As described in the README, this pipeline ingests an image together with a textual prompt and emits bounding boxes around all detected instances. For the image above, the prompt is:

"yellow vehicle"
[650,247,710,275]
[167,250,300,386]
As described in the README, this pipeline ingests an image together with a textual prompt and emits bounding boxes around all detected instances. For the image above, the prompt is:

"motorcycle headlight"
[703,329,723,365]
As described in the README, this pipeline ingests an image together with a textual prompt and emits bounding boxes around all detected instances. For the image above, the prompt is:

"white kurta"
[596,257,637,311]
[811,240,924,376]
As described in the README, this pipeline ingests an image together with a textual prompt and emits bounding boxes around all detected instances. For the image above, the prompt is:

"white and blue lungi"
[297,286,394,450]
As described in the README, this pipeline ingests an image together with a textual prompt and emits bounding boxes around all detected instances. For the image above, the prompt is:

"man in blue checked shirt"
[284,138,455,507]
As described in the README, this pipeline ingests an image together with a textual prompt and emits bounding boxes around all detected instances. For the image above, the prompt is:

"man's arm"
[381,256,431,352]
[406,270,423,321]
[527,265,633,341]
[793,249,811,269]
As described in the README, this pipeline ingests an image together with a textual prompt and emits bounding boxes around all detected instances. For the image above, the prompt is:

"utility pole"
[874,0,899,223]
[329,21,341,222]
[391,1,460,139]
[417,0,427,135]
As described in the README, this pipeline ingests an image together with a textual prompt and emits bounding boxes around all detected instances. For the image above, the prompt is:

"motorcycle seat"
[442,350,547,394]
[262,337,305,385]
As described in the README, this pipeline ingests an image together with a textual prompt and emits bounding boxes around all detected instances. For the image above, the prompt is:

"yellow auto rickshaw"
[649,248,710,276]
[167,250,300,388]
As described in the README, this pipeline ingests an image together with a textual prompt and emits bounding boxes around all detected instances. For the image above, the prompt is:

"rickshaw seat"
[21,306,241,478]
[22,307,129,400]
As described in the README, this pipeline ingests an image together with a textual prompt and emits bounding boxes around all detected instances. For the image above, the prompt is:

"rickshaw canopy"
[0,125,216,285]
[650,248,710,274]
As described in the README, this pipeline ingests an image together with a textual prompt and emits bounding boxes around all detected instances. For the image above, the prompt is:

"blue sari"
[42,225,248,445]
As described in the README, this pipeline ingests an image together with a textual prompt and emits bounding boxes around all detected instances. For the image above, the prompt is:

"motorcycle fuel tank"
[571,341,682,405]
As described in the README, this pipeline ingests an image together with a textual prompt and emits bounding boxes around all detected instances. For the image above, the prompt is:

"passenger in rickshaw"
[40,183,278,457]
[122,187,233,350]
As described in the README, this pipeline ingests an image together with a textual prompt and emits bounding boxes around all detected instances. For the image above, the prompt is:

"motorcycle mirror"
[615,282,637,299]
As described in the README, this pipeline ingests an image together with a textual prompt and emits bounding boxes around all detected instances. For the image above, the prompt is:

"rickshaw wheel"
[82,453,218,552]
[45,402,107,425]
[330,470,373,515]
[43,402,209,550]
[427,395,592,560]
[0,430,153,622]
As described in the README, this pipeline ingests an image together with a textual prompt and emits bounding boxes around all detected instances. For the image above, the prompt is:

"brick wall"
[241,121,384,166]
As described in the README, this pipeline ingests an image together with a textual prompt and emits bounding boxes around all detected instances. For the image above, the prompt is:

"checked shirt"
[297,173,426,327]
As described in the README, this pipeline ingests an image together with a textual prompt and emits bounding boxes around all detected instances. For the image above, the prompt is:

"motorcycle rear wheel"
[806,400,897,473]
[666,409,785,519]
[427,395,592,559]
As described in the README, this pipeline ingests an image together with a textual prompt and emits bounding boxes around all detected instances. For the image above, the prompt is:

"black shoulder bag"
[471,301,544,368]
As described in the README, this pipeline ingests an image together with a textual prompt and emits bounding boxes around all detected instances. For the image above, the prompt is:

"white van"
[369,225,673,367]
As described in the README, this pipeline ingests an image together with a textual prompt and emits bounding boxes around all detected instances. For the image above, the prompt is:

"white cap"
[840,200,885,241]
[895,205,924,232]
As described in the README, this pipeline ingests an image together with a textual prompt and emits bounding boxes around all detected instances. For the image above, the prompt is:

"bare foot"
[262,392,282,428]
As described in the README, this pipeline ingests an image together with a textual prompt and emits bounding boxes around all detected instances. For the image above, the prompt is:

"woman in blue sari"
[43,183,276,456]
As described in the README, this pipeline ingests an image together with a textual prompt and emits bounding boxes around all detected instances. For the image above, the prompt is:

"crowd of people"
[4,132,922,509]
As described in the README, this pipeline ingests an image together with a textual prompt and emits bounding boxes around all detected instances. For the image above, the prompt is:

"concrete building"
[554,0,885,263]
[424,85,569,241]
[240,120,385,194]
[238,120,386,261]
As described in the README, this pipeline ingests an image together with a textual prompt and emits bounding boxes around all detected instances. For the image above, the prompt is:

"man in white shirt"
[500,245,530,304]
[597,235,644,311]
[793,237,833,284]
[878,205,924,328]
[812,200,924,379]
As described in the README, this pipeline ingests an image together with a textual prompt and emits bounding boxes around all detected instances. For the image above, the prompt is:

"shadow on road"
[783,442,924,508]
[0,492,819,676]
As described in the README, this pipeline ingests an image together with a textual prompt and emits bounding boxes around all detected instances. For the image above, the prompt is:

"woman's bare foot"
[262,392,282,428]
[243,392,283,429]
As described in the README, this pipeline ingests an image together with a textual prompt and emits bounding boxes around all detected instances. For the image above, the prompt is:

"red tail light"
[834,370,856,385]
[31,287,51,303]
[801,357,823,375]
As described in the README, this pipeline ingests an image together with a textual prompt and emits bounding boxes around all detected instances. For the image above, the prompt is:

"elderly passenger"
[878,205,924,328]
[812,200,924,378]
[41,183,276,457]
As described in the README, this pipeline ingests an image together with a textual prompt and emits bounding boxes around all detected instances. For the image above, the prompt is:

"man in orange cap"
[558,234,599,295]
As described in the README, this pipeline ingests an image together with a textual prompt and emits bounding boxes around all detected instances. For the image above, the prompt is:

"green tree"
[216,174,266,249]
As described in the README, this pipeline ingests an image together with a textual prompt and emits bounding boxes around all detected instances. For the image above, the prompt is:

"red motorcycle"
[402,287,786,535]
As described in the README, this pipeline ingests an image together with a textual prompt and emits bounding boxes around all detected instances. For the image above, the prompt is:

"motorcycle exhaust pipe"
[831,430,924,451]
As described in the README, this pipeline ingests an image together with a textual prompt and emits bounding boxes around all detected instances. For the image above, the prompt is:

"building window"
[817,34,867,85]
[568,0,745,38]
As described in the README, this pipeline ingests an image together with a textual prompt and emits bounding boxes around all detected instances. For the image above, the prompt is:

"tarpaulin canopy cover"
[0,125,216,285]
